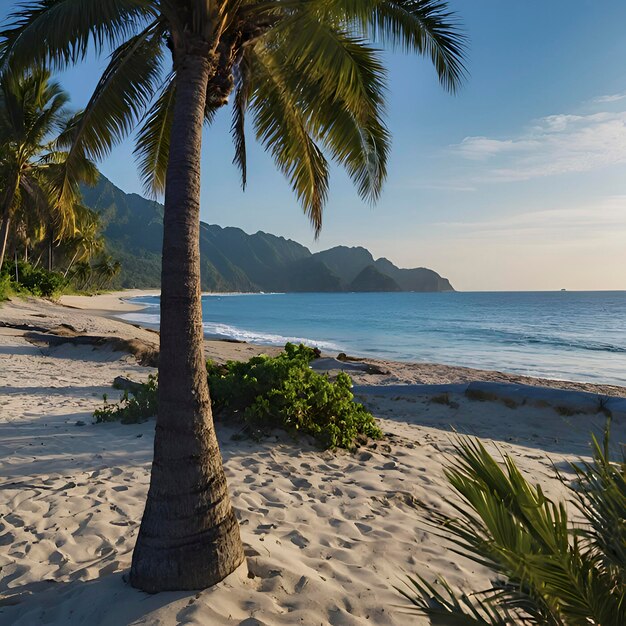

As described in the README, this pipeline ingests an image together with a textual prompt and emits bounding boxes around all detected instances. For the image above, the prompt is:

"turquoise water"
[120,292,626,386]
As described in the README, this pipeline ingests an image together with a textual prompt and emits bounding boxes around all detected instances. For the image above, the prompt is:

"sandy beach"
[1,293,625,625]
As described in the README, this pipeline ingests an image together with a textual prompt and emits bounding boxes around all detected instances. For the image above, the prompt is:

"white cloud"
[403,182,477,192]
[593,93,626,103]
[435,195,626,241]
[450,105,626,182]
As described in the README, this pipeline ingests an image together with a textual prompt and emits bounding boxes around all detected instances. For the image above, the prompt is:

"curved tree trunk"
[130,48,244,592]
[0,214,11,272]
[0,174,18,272]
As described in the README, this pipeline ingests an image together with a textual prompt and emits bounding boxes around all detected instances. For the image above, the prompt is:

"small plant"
[430,393,451,405]
[0,274,12,301]
[94,375,158,424]
[465,388,518,410]
[429,393,460,409]
[465,388,499,403]
[555,405,578,417]
[94,344,381,449]
[597,396,613,418]
[399,422,626,625]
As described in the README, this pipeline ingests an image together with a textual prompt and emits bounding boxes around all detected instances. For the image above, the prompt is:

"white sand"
[59,289,161,313]
[1,295,625,625]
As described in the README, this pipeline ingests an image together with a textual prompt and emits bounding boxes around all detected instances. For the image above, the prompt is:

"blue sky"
[2,1,626,290]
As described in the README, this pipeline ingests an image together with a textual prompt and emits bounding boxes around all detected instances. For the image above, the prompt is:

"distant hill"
[81,175,454,292]
[349,265,402,292]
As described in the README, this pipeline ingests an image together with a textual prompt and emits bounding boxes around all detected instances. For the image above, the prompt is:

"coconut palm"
[69,259,92,290]
[60,205,105,276]
[92,252,121,288]
[400,427,626,625]
[0,69,97,270]
[1,0,466,591]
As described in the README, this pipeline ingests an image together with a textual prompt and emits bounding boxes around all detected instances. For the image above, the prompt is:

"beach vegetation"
[0,70,118,287]
[465,388,500,403]
[0,70,97,272]
[0,255,121,299]
[555,405,579,417]
[95,374,158,425]
[2,0,466,591]
[0,260,66,298]
[400,424,626,625]
[0,273,13,301]
[208,343,381,449]
[502,397,518,409]
[430,393,451,405]
[95,344,381,450]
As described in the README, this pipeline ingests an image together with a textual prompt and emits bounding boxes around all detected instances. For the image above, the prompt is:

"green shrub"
[208,343,381,449]
[0,261,67,298]
[0,274,12,301]
[94,375,158,424]
[95,343,382,449]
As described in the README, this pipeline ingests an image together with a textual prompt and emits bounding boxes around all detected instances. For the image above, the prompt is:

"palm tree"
[92,252,121,288]
[60,205,105,276]
[1,0,466,592]
[69,259,92,290]
[0,69,97,270]
[400,429,626,625]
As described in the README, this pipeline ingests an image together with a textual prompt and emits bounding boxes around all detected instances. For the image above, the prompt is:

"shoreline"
[2,290,626,398]
[114,291,626,390]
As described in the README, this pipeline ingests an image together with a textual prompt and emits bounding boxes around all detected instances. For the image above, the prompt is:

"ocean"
[119,291,626,386]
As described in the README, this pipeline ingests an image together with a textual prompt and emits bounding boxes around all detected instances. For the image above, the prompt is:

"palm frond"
[0,0,155,72]
[569,422,626,583]
[397,575,513,625]
[367,0,467,92]
[249,47,329,235]
[57,19,166,163]
[253,42,389,202]
[133,77,175,197]
[231,57,251,190]
[403,434,626,625]
[270,10,386,121]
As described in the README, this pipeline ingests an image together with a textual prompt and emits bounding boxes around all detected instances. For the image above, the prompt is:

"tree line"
[0,69,119,292]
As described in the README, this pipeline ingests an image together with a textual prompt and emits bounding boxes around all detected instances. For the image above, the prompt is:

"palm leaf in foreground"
[402,428,626,625]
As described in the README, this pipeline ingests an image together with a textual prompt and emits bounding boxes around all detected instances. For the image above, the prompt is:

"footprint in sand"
[290,477,312,490]
[286,530,309,548]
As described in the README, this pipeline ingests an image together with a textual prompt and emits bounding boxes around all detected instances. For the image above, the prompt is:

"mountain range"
[81,175,454,293]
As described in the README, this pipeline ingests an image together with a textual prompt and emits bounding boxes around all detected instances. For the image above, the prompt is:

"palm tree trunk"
[33,248,44,269]
[47,229,53,271]
[0,175,18,272]
[130,48,244,592]
[0,214,11,272]
[63,249,80,277]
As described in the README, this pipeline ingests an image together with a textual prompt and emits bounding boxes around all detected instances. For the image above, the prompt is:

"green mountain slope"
[82,175,454,292]
[349,265,402,292]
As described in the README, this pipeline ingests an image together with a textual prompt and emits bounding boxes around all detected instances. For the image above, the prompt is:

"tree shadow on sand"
[358,391,624,458]
[0,573,193,626]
